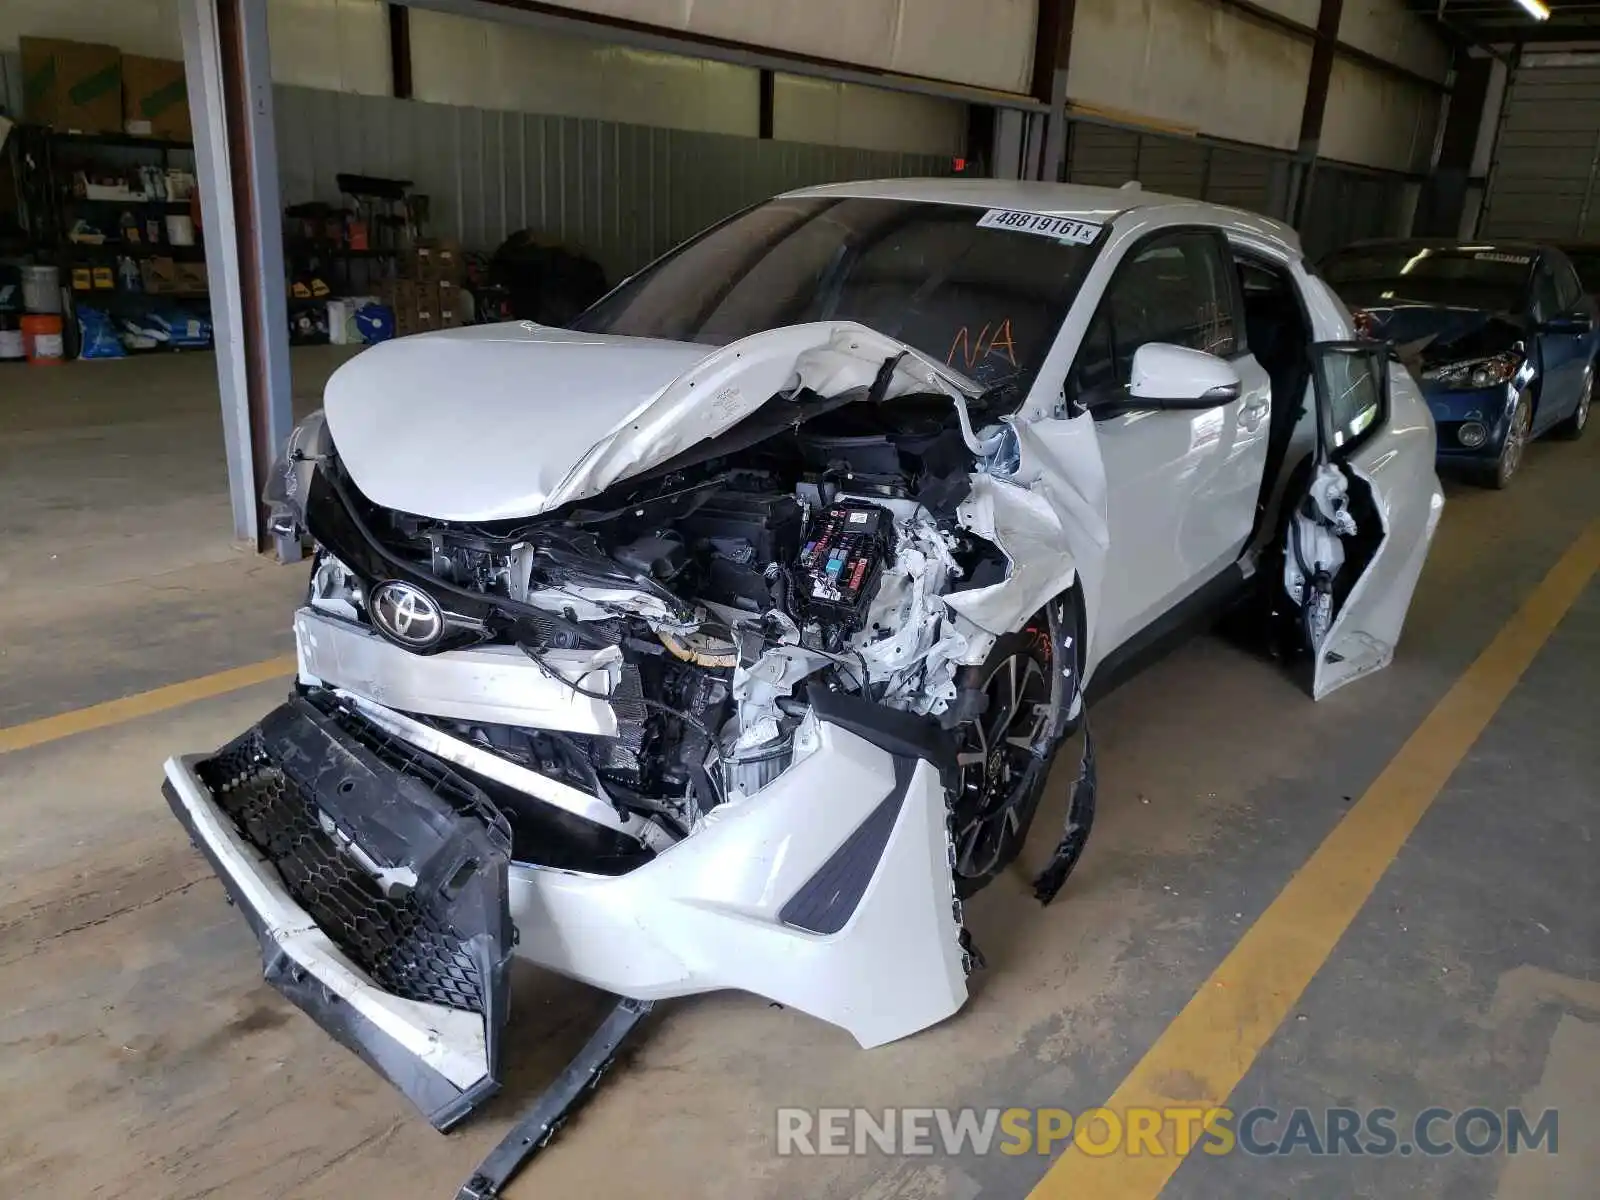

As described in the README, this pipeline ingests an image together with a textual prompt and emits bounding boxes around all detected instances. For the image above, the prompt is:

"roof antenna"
[1120,180,1142,191]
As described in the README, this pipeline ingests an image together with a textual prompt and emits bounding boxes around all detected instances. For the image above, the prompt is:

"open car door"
[1282,341,1444,699]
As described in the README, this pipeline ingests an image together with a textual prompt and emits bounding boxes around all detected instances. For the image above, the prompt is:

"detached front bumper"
[162,696,513,1130]
[169,683,972,1128]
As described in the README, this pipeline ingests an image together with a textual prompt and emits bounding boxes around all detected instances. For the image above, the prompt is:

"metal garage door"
[1065,122,1281,218]
[1479,52,1600,240]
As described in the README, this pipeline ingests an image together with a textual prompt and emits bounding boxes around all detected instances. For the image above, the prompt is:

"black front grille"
[198,735,487,1014]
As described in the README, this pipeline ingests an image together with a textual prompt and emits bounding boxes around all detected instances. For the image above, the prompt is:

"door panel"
[1094,355,1271,658]
[1282,343,1441,699]
[1065,228,1273,663]
[1531,258,1589,430]
[1535,328,1589,431]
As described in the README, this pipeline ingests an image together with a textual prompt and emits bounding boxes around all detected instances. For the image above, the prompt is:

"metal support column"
[1467,53,1514,239]
[1032,0,1077,182]
[757,68,775,140]
[178,0,297,560]
[1289,0,1345,229]
[994,109,1027,180]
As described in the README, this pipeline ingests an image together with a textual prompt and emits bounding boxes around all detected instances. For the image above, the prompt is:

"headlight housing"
[1421,353,1521,391]
[262,410,332,536]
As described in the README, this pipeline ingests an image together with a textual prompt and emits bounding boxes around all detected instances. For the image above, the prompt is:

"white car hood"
[323,320,978,521]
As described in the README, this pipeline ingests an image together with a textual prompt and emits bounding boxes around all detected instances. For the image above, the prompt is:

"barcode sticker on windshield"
[1474,251,1531,265]
[977,209,1101,244]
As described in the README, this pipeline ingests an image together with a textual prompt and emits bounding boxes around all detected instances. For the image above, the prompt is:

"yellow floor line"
[0,655,296,755]
[1029,519,1600,1199]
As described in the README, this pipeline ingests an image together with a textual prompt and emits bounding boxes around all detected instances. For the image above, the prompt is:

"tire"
[949,592,1083,898]
[1478,389,1532,490]
[1551,366,1592,441]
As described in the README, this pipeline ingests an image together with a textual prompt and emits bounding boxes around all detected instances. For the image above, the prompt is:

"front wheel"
[949,594,1083,898]
[1551,368,1592,441]
[1479,390,1532,490]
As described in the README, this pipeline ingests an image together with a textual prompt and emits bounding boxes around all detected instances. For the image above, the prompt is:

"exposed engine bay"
[295,378,1029,861]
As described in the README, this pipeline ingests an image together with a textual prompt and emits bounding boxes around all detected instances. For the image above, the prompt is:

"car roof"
[777,177,1300,251]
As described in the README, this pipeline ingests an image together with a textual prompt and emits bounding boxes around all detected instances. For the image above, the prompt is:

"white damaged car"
[163,181,1443,1149]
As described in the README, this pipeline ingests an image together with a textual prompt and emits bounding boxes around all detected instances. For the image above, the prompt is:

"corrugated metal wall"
[272,85,950,282]
[1297,164,1407,259]
[1064,122,1282,217]
[1479,55,1600,241]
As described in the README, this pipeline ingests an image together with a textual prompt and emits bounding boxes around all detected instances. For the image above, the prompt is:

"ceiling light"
[1514,0,1551,21]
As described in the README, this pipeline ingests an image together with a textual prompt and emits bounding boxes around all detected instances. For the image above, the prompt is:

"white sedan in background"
[162,180,1443,1156]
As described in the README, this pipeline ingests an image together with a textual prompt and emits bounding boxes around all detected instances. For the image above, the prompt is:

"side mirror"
[1127,343,1241,407]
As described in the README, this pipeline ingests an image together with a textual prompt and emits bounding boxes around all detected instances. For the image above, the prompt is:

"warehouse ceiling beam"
[1217,0,1452,92]
[179,0,297,559]
[395,0,1047,112]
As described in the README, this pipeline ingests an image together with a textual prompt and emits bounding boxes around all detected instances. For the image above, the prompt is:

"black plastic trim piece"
[806,686,957,775]
[778,755,915,935]
[456,996,656,1200]
[1087,563,1249,703]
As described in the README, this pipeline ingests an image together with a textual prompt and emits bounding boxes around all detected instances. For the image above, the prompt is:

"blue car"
[1320,240,1595,488]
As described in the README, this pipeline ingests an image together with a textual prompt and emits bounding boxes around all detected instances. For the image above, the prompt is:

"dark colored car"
[1320,239,1595,487]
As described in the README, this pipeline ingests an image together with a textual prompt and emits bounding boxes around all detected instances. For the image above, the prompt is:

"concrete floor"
[0,351,1595,1199]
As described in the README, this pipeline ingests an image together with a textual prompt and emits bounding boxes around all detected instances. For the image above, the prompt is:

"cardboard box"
[122,55,190,141]
[375,279,420,335]
[141,257,204,295]
[437,280,461,328]
[375,279,414,322]
[141,256,178,294]
[173,261,208,294]
[21,38,123,134]
[434,238,463,284]
[409,238,464,284]
[414,281,440,330]
[408,243,436,283]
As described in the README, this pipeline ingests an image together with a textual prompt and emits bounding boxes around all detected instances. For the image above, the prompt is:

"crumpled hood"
[1353,302,1526,373]
[324,320,978,521]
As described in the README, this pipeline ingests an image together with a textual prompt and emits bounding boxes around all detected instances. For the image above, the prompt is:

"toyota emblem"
[369,580,446,649]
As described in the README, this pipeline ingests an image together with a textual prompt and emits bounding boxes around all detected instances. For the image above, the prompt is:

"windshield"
[575,197,1102,395]
[1320,245,1531,312]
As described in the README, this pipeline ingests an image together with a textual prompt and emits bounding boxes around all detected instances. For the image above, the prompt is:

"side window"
[1067,230,1239,409]
[1552,257,1584,313]
[1531,263,1563,323]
